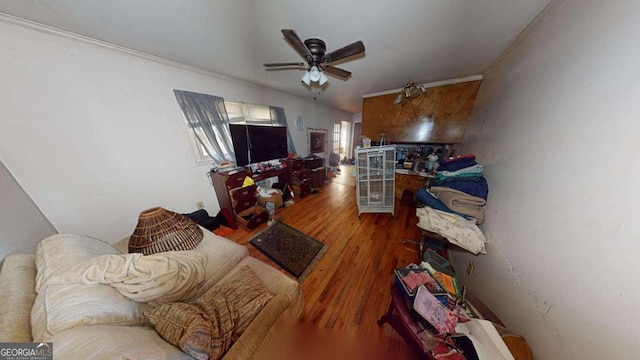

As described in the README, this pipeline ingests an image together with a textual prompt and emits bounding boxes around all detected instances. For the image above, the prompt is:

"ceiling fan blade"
[263,62,305,67]
[322,65,352,79]
[282,29,312,61]
[321,40,365,63]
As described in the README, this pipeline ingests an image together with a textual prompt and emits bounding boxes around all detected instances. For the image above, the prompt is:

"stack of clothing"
[417,154,488,224]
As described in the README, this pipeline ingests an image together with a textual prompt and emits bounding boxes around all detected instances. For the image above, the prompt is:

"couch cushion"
[31,283,148,341]
[32,234,148,341]
[0,254,37,342]
[146,265,273,360]
[223,293,293,360]
[35,234,121,293]
[190,231,249,298]
[218,257,300,302]
[49,325,193,360]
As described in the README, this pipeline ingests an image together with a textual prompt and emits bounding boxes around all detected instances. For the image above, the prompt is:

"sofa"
[0,228,304,359]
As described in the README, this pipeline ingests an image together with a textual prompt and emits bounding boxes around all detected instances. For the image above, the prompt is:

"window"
[333,123,341,154]
[190,100,272,162]
[225,101,272,125]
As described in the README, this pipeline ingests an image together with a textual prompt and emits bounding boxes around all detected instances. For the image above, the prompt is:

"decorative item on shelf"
[379,133,389,146]
[360,135,371,148]
[427,150,439,173]
[393,82,427,106]
[128,207,203,255]
[211,161,239,174]
[255,162,268,172]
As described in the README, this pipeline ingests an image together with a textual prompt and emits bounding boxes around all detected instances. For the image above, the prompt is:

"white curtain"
[173,90,235,163]
[269,106,296,154]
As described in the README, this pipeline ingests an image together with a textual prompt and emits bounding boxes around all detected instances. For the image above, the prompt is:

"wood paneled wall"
[395,172,429,199]
[362,81,481,144]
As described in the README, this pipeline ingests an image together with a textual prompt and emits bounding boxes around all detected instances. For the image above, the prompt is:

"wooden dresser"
[304,157,326,189]
[210,170,267,230]
[282,159,311,198]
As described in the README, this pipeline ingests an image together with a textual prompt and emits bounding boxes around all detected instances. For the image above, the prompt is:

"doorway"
[333,121,353,162]
[351,122,361,161]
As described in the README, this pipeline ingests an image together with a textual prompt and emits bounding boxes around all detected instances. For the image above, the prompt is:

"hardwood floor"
[226,167,423,359]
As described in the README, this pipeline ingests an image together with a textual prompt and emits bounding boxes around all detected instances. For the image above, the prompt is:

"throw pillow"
[35,234,121,293]
[145,302,212,360]
[192,266,274,359]
[145,265,273,360]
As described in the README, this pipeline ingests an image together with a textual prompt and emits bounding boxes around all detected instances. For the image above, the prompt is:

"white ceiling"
[0,0,550,113]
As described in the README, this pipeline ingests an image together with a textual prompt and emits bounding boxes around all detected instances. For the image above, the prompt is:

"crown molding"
[0,11,346,113]
[0,12,242,82]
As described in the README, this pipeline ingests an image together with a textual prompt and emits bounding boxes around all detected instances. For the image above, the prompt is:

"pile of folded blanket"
[416,154,488,224]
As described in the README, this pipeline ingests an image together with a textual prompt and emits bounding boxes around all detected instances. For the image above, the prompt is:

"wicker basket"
[128,207,203,255]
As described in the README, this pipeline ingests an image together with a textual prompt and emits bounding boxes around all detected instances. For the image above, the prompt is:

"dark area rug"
[249,222,327,281]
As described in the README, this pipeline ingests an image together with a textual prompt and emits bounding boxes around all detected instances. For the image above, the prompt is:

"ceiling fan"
[263,29,365,85]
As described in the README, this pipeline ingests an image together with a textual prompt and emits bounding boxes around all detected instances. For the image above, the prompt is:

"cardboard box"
[257,189,283,209]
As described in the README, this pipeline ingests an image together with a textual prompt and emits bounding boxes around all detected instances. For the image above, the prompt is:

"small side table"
[377,284,431,359]
[377,284,506,360]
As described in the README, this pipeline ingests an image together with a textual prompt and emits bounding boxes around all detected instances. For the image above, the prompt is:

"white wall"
[0,17,351,244]
[454,0,640,359]
[0,160,56,260]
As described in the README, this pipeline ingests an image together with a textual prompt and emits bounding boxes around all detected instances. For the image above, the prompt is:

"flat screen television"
[229,124,288,166]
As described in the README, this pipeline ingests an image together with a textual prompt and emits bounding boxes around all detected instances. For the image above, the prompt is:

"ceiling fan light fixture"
[407,85,423,98]
[319,71,328,86]
[309,66,321,82]
[301,71,311,85]
[265,29,365,89]
[393,93,403,105]
[394,82,426,106]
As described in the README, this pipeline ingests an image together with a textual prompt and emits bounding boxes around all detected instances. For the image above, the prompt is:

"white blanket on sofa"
[46,251,206,305]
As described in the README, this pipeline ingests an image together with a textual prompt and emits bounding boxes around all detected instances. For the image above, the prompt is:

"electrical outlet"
[466,261,475,277]
[196,201,205,209]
